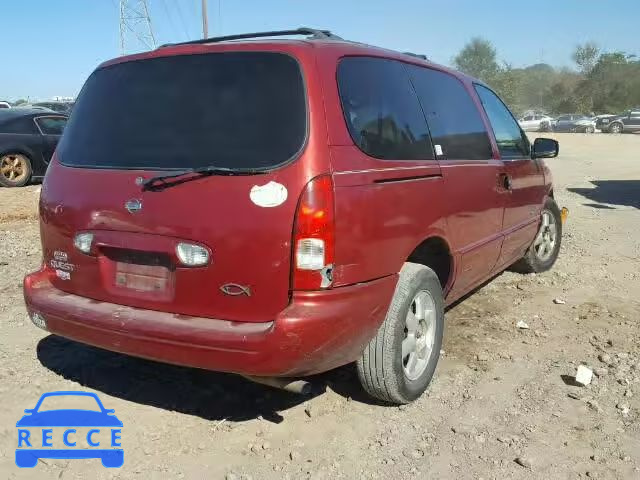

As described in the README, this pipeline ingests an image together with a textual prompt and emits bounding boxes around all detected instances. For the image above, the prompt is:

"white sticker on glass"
[250,181,288,208]
[435,144,443,156]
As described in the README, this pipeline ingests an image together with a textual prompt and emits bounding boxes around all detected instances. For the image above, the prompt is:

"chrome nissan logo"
[125,199,142,213]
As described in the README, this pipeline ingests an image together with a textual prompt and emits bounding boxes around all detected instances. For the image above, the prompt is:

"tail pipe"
[242,375,313,395]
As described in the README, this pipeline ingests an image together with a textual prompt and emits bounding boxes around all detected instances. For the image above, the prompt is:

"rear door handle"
[499,173,512,191]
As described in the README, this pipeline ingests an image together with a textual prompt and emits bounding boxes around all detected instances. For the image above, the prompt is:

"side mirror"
[532,137,559,159]
[24,409,34,414]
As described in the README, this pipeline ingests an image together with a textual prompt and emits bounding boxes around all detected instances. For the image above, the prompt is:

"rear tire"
[0,153,32,187]
[511,197,562,274]
[357,263,444,404]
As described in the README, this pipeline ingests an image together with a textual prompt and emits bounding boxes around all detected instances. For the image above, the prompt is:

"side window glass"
[407,65,492,160]
[474,84,529,158]
[36,117,67,135]
[0,117,39,134]
[337,57,433,160]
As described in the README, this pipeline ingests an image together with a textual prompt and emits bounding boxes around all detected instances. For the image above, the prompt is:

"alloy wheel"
[533,210,557,262]
[0,154,29,185]
[402,290,436,381]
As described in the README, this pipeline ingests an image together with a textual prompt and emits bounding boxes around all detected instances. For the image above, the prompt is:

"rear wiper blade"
[141,166,263,191]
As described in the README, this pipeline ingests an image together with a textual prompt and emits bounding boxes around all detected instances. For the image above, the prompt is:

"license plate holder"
[114,262,171,292]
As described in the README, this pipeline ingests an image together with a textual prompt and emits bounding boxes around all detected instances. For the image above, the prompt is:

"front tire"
[357,263,444,404]
[608,122,623,134]
[511,197,562,274]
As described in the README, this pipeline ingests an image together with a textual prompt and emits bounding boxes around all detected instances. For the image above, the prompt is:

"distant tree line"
[453,38,640,116]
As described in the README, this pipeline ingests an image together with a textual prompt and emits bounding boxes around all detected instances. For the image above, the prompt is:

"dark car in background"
[0,108,67,187]
[596,109,640,133]
[32,101,74,115]
[553,114,596,133]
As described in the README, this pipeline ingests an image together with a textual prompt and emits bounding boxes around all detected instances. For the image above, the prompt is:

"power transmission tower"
[119,0,157,55]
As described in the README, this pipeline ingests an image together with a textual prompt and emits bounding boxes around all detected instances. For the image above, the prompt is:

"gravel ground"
[1,133,639,479]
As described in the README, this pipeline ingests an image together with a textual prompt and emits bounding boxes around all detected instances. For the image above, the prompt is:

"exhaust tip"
[242,375,313,395]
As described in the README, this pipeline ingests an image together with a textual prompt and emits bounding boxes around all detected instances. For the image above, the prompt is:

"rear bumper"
[23,268,397,377]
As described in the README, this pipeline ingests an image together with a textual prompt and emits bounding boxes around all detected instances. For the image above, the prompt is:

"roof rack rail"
[160,27,342,48]
[403,52,428,60]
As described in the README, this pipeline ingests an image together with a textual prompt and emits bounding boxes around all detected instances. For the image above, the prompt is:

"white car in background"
[518,114,553,131]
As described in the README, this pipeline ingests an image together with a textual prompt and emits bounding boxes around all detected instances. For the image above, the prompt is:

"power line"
[218,0,222,35]
[160,0,179,40]
[173,0,191,40]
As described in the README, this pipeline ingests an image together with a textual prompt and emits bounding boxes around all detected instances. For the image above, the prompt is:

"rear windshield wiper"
[141,166,264,191]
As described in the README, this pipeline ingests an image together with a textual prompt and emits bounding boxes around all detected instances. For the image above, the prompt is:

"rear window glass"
[58,52,306,170]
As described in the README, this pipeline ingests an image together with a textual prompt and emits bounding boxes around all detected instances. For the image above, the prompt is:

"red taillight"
[293,175,335,290]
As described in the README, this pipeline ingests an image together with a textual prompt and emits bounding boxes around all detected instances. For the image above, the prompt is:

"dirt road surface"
[1,133,639,479]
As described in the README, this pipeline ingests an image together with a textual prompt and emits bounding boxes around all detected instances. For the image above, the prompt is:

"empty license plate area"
[115,262,170,292]
[101,247,175,298]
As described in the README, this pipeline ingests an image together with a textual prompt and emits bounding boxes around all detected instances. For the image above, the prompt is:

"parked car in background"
[23,28,563,405]
[0,101,11,109]
[518,114,554,132]
[596,109,640,133]
[553,114,596,133]
[32,101,74,115]
[0,108,67,187]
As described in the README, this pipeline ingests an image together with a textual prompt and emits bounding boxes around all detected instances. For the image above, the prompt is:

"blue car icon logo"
[16,391,123,468]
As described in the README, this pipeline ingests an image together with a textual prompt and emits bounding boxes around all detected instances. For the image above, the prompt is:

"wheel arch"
[405,235,454,293]
[0,146,35,160]
[609,120,624,132]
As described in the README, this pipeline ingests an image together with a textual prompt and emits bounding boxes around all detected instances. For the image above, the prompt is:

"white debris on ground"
[575,365,593,386]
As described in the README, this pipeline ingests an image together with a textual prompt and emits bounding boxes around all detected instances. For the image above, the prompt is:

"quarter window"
[36,117,67,135]
[474,84,529,158]
[407,65,492,160]
[337,57,434,160]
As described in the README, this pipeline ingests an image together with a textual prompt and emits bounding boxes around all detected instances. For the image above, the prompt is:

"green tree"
[585,52,640,112]
[453,38,521,108]
[572,42,600,75]
[453,37,500,82]
[452,38,639,115]
[492,64,520,109]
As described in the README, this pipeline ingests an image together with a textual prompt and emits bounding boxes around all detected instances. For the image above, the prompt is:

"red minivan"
[24,28,562,404]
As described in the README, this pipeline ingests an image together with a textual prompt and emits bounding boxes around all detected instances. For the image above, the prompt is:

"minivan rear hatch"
[43,49,314,322]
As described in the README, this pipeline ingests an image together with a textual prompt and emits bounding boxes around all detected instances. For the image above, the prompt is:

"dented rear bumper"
[23,268,397,377]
